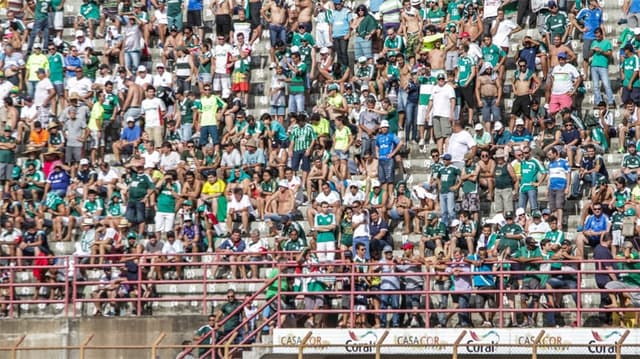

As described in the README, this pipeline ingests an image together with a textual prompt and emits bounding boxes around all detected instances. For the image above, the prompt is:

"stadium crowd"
[0,0,639,335]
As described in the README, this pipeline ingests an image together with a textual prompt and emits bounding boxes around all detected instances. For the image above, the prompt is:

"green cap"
[127,232,137,239]
[302,33,314,43]
[531,209,542,218]
[625,208,637,217]
[4,125,11,132]
[328,83,339,91]
[184,200,193,206]
[505,211,514,219]
[616,199,626,208]
[111,192,122,199]
[446,22,457,30]
[387,50,397,57]
[197,204,207,212]
[427,212,438,220]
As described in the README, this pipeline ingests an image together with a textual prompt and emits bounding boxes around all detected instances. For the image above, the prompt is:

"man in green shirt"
[27,0,50,54]
[456,44,477,127]
[175,91,196,142]
[287,51,307,113]
[437,153,460,226]
[513,236,542,327]
[606,241,640,312]
[193,315,216,357]
[47,45,65,115]
[419,212,448,255]
[199,85,227,150]
[155,173,181,237]
[590,28,615,107]
[126,163,155,234]
[621,44,640,105]
[166,0,183,31]
[288,115,317,186]
[544,1,569,45]
[0,125,16,192]
[498,211,526,254]
[215,289,245,341]
[481,34,506,79]
[518,145,547,211]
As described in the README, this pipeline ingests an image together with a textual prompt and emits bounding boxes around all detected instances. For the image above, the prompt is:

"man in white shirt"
[66,68,94,102]
[306,182,342,224]
[71,31,95,56]
[343,183,365,207]
[213,36,233,98]
[220,142,242,172]
[33,68,54,109]
[159,142,181,171]
[135,65,154,89]
[141,86,167,147]
[446,121,477,168]
[548,52,581,116]
[491,9,521,51]
[142,142,161,169]
[426,72,456,154]
[152,63,173,88]
[160,231,185,279]
[226,188,256,235]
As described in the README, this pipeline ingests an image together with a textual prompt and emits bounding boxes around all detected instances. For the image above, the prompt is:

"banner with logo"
[273,328,640,355]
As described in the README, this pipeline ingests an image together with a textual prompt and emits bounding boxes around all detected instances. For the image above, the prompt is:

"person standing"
[426,73,456,154]
[621,44,640,105]
[575,0,604,77]
[331,0,352,67]
[519,145,547,211]
[288,115,317,193]
[456,44,477,126]
[27,0,49,54]
[436,153,461,226]
[547,52,581,116]
[199,85,227,151]
[375,120,403,199]
[140,86,167,148]
[590,28,615,107]
[546,148,570,229]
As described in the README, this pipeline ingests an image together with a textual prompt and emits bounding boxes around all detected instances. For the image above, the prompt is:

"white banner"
[273,328,640,355]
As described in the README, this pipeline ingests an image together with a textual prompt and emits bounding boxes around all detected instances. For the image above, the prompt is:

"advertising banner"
[272,328,640,355]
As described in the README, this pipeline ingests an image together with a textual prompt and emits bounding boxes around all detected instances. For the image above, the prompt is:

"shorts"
[270,105,286,116]
[249,2,262,29]
[445,52,458,72]
[334,149,349,160]
[494,187,514,213]
[549,93,572,114]
[605,281,640,306]
[432,116,452,139]
[291,150,310,172]
[213,73,231,98]
[612,229,624,248]
[198,72,212,85]
[459,86,476,109]
[215,14,232,37]
[417,104,429,125]
[523,277,541,299]
[53,11,64,30]
[53,83,64,96]
[377,158,395,183]
[154,212,175,233]
[187,10,202,27]
[548,188,566,211]
[231,81,249,92]
[461,192,480,212]
[511,94,531,117]
[101,8,118,22]
[89,130,104,149]
[304,295,325,309]
[0,163,13,181]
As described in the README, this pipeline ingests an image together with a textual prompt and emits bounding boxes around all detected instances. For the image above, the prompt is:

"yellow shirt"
[201,179,226,196]
[88,102,104,131]
[25,54,49,82]
[311,117,330,137]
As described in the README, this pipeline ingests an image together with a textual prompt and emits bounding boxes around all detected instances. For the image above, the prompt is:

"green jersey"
[457,55,475,86]
[157,182,180,213]
[128,172,155,202]
[0,135,16,163]
[383,35,406,53]
[620,251,640,286]
[544,229,565,247]
[623,153,640,169]
[482,44,505,67]
[418,75,436,106]
[35,0,50,20]
[611,211,625,231]
[80,1,100,20]
[520,158,546,193]
[423,220,447,240]
[83,198,104,215]
[107,202,124,217]
[446,1,463,21]
[48,52,65,83]
[437,165,460,193]
[289,62,307,94]
[590,39,612,67]
[314,213,336,243]
[513,246,542,273]
[178,98,195,124]
[51,0,63,10]
[289,124,317,152]
[462,163,478,193]
[498,223,525,252]
[102,93,120,120]
[166,0,182,16]
[25,170,45,191]
[545,12,568,37]
[623,55,640,88]
[426,7,445,23]
[45,192,64,211]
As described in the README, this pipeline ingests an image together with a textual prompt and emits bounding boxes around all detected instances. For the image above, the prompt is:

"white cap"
[155,63,165,68]
[634,27,640,35]
[278,179,288,188]
[358,56,367,63]
[137,65,146,72]
[126,117,135,122]
[515,118,525,126]
[290,45,300,53]
[486,213,506,226]
[371,179,381,187]
[450,219,461,227]
[494,121,503,131]
[79,158,89,165]
[75,30,84,38]
[33,43,42,48]
[319,47,329,54]
[380,120,390,128]
[516,207,526,216]
[474,123,483,131]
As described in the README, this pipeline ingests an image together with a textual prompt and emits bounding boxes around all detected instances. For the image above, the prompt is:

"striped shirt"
[289,124,317,152]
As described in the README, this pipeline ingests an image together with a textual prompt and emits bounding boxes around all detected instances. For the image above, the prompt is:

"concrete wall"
[0,316,205,359]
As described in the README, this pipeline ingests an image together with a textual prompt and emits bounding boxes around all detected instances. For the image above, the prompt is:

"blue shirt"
[121,124,142,142]
[64,55,82,78]
[47,170,71,193]
[631,0,640,13]
[332,8,352,38]
[369,0,384,12]
[376,132,400,158]
[467,254,495,288]
[494,130,512,145]
[584,214,610,233]
[188,0,202,10]
[270,120,288,141]
[548,158,570,190]
[576,7,602,40]
[510,128,532,143]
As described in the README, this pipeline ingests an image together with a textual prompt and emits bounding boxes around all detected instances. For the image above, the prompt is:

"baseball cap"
[137,65,146,72]
[437,73,446,80]
[402,242,414,250]
[383,245,393,253]
[557,52,568,59]
[3,125,11,132]
[516,208,526,216]
[616,199,626,208]
[460,31,470,38]
[548,0,557,6]
[380,120,390,128]
[442,153,452,161]
[358,56,367,63]
[126,117,135,122]
[79,158,89,165]
[155,63,165,68]
[505,211,514,219]
[450,219,460,227]
[75,30,84,37]
[427,212,438,220]
[290,45,300,53]
[474,123,483,131]
[494,121,504,131]
[542,208,551,215]
[531,209,542,218]
[515,118,525,126]
[319,47,329,54]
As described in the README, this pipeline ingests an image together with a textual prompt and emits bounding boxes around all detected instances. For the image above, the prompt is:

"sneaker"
[481,321,493,327]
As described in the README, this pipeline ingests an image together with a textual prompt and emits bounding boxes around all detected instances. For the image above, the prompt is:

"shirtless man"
[463,5,484,42]
[547,34,576,69]
[429,39,446,79]
[162,26,180,66]
[305,157,329,201]
[262,0,288,61]
[397,54,412,130]
[265,183,295,235]
[477,149,496,200]
[297,0,313,32]
[249,0,264,44]
[122,78,144,122]
[510,58,540,131]
[212,0,234,39]
[400,0,423,61]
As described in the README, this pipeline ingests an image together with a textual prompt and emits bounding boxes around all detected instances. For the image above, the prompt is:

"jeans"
[379,293,400,327]
[544,276,577,326]
[591,66,615,105]
[354,36,372,60]
[439,192,456,226]
[200,125,219,146]
[360,137,375,156]
[571,172,601,198]
[455,294,471,326]
[518,188,538,211]
[434,280,451,326]
[125,51,141,73]
[180,123,193,142]
[28,18,49,53]
[405,102,418,142]
[27,80,38,98]
[481,97,501,123]
[269,24,287,46]
[126,201,146,224]
[333,37,349,67]
[288,93,305,113]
